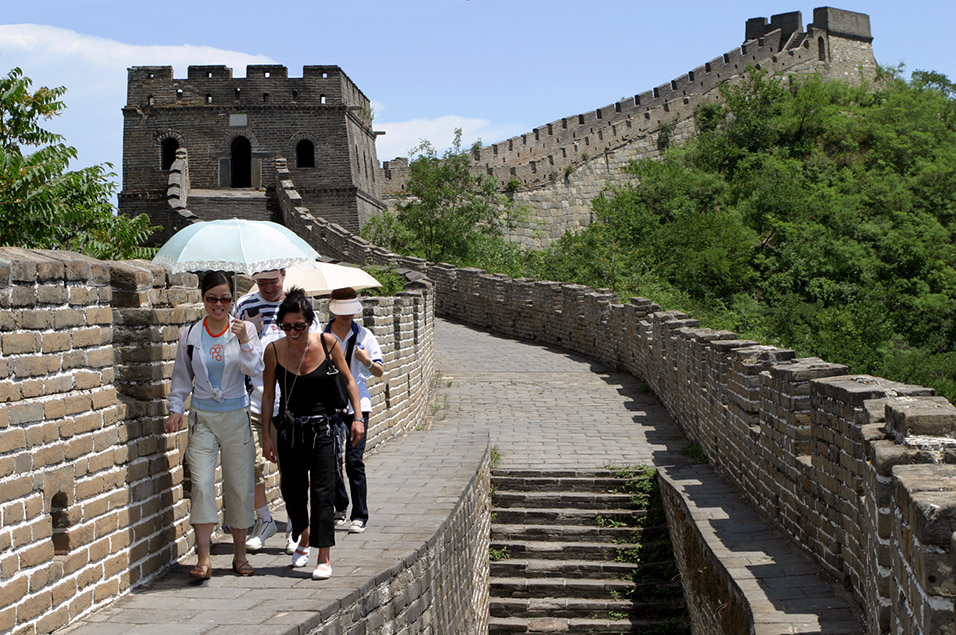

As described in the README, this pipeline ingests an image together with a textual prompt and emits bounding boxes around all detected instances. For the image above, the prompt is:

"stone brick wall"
[294,210,956,633]
[309,448,491,635]
[0,247,437,634]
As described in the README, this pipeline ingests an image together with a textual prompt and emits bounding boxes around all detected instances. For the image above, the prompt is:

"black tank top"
[275,355,338,416]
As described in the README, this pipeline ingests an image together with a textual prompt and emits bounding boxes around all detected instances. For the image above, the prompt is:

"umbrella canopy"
[249,261,382,296]
[152,218,319,275]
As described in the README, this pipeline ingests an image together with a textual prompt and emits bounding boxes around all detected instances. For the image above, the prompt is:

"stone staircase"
[488,470,690,634]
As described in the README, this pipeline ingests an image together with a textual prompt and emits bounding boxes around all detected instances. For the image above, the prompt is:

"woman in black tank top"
[260,288,362,580]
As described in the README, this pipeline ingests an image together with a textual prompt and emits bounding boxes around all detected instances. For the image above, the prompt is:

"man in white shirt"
[324,288,384,534]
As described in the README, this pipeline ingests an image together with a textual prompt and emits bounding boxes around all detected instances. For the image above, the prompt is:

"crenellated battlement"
[125,64,371,111]
[381,7,878,249]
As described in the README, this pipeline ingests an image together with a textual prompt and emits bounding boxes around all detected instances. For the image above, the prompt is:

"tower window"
[147,95,154,106]
[235,88,241,100]
[176,89,183,100]
[206,94,213,104]
[818,37,826,61]
[296,139,315,168]
[320,95,327,105]
[263,93,270,103]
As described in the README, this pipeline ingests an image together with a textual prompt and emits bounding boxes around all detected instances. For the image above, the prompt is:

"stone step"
[492,523,668,543]
[488,616,692,634]
[494,491,639,510]
[491,558,640,580]
[489,596,688,620]
[491,538,673,562]
[493,475,627,493]
[492,506,642,526]
[490,576,634,599]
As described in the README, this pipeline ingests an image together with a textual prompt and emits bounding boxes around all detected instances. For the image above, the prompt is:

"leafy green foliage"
[358,264,406,296]
[0,67,157,259]
[362,128,523,264]
[526,66,956,401]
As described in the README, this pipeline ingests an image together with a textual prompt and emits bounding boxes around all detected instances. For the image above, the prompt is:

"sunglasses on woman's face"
[279,322,308,332]
[204,295,233,304]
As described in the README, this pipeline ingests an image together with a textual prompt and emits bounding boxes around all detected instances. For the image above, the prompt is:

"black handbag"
[319,333,354,413]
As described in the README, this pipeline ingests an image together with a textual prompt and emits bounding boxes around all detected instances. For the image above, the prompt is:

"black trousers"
[276,414,335,549]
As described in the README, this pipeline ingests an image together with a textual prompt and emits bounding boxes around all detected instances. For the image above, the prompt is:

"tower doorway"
[231,136,251,187]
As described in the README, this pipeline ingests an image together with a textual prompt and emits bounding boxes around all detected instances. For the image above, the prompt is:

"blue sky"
[1,0,953,193]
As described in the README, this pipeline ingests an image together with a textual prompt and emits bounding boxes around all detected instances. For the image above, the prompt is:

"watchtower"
[119,64,384,241]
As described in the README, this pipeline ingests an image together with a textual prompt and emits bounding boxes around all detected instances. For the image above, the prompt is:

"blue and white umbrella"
[152,218,319,275]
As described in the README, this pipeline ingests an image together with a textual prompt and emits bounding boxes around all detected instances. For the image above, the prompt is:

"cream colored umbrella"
[250,261,382,296]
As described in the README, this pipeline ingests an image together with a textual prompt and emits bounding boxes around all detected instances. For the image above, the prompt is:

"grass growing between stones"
[604,465,686,609]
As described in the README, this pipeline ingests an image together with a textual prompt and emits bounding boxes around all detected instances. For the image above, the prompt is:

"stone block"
[894,464,956,545]
[2,332,39,355]
[886,396,956,439]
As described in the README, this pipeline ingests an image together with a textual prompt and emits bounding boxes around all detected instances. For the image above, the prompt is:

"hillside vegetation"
[367,67,956,401]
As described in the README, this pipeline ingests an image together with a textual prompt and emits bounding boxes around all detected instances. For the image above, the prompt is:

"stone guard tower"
[119,64,384,242]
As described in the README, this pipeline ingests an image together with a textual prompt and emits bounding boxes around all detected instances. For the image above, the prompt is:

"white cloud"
[374,115,525,162]
[0,24,273,180]
[0,25,525,194]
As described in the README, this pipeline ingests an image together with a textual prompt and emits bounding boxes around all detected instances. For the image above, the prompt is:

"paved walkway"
[58,318,863,634]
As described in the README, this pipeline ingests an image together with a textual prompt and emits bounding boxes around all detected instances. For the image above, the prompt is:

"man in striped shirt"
[234,269,288,552]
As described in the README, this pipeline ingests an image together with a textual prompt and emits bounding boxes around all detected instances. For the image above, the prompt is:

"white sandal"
[312,563,332,580]
[291,546,311,568]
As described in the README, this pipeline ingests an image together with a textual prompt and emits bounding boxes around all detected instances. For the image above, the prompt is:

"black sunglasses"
[279,322,308,332]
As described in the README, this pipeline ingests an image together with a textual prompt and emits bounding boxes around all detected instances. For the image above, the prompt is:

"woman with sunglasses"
[165,270,263,580]
[260,287,362,580]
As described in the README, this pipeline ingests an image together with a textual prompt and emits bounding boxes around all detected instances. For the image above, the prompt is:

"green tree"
[363,128,519,263]
[0,67,157,259]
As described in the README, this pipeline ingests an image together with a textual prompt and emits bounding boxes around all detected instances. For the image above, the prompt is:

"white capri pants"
[184,407,255,529]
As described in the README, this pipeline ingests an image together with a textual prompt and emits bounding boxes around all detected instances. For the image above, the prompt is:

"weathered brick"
[72,327,105,348]
[7,402,42,426]
[37,285,68,304]
[41,331,72,353]
[10,285,37,307]
[25,421,59,446]
[2,332,39,354]
[68,286,99,305]
[19,378,44,399]
[66,435,94,461]
[86,307,113,325]
[14,354,60,377]
[53,308,86,328]
[91,387,117,409]
[0,380,22,403]
[87,347,114,368]
[0,575,27,614]
[18,308,53,329]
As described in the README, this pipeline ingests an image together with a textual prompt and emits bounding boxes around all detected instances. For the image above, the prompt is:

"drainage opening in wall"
[51,492,71,555]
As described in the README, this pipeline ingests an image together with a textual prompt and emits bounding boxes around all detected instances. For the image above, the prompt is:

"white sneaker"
[334,512,348,529]
[291,545,311,568]
[312,563,332,580]
[245,518,277,552]
[284,530,297,555]
[348,520,366,534]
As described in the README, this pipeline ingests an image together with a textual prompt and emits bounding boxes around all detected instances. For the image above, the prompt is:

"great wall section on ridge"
[382,6,877,247]
[6,5,955,635]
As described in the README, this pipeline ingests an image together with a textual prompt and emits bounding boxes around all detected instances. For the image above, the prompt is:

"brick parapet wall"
[0,246,441,634]
[290,203,956,632]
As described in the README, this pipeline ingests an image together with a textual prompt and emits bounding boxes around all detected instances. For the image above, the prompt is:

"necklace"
[283,335,310,411]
